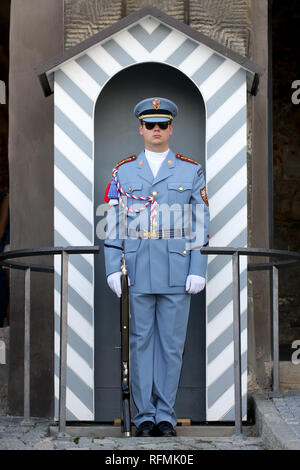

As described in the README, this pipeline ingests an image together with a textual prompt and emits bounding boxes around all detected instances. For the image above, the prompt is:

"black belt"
[128,228,188,239]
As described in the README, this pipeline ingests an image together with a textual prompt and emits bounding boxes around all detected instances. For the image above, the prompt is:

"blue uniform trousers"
[129,292,191,427]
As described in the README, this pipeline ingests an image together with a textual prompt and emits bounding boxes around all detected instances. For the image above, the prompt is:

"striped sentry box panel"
[54,14,247,421]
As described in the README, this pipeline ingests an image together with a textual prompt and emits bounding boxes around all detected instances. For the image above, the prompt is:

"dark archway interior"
[94,62,207,422]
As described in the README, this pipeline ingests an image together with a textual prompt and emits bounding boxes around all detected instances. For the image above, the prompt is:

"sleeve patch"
[200,187,209,206]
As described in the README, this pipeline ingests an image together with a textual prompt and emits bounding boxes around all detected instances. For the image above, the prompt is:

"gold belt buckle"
[142,230,152,238]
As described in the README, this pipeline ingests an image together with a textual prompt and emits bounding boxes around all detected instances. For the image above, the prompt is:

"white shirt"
[145,148,169,177]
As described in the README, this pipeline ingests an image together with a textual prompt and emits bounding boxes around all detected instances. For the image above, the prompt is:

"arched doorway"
[94,62,206,422]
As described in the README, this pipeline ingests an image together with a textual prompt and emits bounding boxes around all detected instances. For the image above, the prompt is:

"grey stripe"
[207,268,247,323]
[54,272,93,325]
[166,38,198,66]
[128,23,171,52]
[208,147,246,199]
[55,105,93,158]
[55,69,94,117]
[207,351,247,408]
[207,310,247,364]
[207,67,246,118]
[207,228,247,282]
[55,354,93,411]
[55,312,93,367]
[55,189,93,242]
[102,39,135,67]
[210,187,247,236]
[55,398,78,421]
[207,105,247,158]
[54,230,93,284]
[192,53,226,87]
[55,147,93,200]
[76,53,109,86]
[220,394,247,421]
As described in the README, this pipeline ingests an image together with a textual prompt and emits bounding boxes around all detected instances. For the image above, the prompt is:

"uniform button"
[128,187,132,192]
[179,186,183,191]
[183,250,187,255]
[152,191,157,196]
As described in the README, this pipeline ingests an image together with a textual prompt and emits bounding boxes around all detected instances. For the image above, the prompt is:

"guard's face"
[139,122,173,151]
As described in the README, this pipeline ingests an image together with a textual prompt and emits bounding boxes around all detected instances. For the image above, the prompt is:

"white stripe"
[55,166,93,223]
[206,126,246,181]
[209,166,246,220]
[55,332,93,388]
[53,249,93,309]
[207,261,246,307]
[60,60,101,102]
[207,286,247,346]
[87,44,122,77]
[114,30,149,62]
[54,291,94,348]
[54,259,93,311]
[207,328,247,387]
[207,209,247,265]
[55,376,94,421]
[69,262,93,307]
[200,60,240,102]
[207,373,247,421]
[208,206,247,250]
[54,125,93,181]
[139,16,160,34]
[149,29,186,61]
[207,85,246,140]
[54,208,91,247]
[207,260,233,306]
[55,83,93,140]
[179,44,213,77]
[53,235,94,269]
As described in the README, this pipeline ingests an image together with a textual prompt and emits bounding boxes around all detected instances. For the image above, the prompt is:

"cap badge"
[152,99,161,110]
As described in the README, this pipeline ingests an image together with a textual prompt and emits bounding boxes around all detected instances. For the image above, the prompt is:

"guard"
[104,97,210,437]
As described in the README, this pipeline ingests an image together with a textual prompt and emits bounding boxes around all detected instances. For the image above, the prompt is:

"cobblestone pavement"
[272,391,300,440]
[0,415,265,450]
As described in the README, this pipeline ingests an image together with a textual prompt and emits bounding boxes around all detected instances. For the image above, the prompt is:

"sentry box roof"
[35,5,264,97]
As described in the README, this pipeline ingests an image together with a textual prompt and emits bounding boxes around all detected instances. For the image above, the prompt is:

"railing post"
[21,267,34,426]
[232,251,243,437]
[272,266,280,395]
[57,250,71,439]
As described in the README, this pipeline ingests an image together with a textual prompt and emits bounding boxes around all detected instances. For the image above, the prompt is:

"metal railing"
[0,246,100,437]
[200,246,300,437]
[1,245,299,438]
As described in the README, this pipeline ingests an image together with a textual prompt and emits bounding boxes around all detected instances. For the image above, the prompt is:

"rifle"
[120,251,131,437]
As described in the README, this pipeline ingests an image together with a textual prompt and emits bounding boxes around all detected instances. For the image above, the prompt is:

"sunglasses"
[142,121,170,130]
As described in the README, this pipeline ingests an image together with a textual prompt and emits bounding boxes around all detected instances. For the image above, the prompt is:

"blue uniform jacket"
[104,149,210,294]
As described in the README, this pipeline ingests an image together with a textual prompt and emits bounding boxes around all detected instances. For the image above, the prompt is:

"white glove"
[107,271,130,298]
[185,275,206,294]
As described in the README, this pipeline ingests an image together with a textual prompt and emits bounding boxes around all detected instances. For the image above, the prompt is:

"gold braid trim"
[176,154,199,165]
[115,155,137,168]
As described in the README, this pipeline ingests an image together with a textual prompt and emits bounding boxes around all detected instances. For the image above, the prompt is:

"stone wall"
[0,0,10,193]
[272,0,300,356]
[64,0,251,56]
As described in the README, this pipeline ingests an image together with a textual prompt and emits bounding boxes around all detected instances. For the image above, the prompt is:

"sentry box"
[35,6,264,423]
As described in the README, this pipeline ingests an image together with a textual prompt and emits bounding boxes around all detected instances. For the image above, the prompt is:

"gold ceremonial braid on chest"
[176,154,199,165]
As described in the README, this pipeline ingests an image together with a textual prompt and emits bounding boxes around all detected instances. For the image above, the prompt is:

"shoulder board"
[115,154,137,169]
[176,154,199,165]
